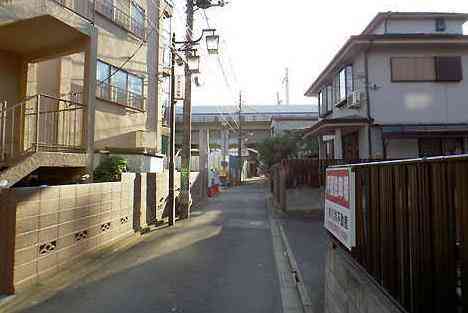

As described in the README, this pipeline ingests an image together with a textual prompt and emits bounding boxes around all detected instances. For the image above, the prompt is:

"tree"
[94,156,128,182]
[257,131,318,169]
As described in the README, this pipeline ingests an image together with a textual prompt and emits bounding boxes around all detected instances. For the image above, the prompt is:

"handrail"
[96,81,145,111]
[0,94,86,162]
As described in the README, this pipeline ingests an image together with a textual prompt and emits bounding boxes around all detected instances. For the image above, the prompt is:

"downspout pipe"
[364,42,373,159]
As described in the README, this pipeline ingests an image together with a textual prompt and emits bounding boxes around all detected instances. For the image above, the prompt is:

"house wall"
[367,46,468,124]
[0,51,22,106]
[324,53,368,120]
[13,173,136,289]
[385,138,419,159]
[372,18,465,35]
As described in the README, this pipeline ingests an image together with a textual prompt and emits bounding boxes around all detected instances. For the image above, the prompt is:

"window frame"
[391,56,463,83]
[96,59,145,110]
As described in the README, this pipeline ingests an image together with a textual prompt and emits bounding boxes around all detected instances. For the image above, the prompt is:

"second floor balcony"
[0,0,95,36]
[95,0,146,40]
[96,81,145,112]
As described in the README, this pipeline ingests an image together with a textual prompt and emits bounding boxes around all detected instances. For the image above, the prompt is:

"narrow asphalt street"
[18,182,283,313]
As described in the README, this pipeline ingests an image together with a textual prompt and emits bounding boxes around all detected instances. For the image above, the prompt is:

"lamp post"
[168,29,219,226]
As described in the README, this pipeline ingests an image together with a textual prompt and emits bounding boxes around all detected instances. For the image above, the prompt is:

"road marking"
[225,218,269,230]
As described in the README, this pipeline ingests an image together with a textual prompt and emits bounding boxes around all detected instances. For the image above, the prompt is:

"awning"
[303,115,371,138]
[382,124,468,139]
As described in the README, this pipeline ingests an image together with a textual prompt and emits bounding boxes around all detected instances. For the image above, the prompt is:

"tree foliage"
[94,156,128,183]
[257,131,318,169]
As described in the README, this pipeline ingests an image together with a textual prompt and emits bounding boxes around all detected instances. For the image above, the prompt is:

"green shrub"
[94,156,128,182]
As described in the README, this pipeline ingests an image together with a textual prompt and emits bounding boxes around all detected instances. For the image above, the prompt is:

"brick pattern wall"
[325,241,406,313]
[13,173,136,288]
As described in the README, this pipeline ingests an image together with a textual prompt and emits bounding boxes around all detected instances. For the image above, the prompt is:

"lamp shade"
[187,53,200,73]
[206,34,220,55]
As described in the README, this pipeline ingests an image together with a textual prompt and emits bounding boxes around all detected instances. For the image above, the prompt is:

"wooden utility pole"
[180,0,194,219]
[237,91,242,185]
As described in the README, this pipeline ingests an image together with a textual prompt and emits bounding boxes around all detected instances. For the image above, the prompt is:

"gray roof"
[176,104,317,116]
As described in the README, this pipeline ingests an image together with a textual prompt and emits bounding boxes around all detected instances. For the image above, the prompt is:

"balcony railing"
[52,0,95,22]
[0,0,95,23]
[95,0,146,40]
[96,82,145,111]
[0,94,86,162]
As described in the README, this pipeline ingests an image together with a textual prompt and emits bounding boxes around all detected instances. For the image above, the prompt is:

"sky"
[172,0,468,107]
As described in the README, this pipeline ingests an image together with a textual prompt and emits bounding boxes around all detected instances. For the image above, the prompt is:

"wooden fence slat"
[456,162,468,313]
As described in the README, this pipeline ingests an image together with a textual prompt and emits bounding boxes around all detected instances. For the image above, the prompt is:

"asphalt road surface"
[20,182,282,313]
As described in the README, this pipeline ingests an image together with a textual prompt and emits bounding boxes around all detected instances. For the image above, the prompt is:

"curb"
[279,224,314,313]
[266,194,314,313]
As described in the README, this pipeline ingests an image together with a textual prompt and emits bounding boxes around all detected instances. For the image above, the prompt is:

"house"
[304,12,468,160]
[0,0,174,187]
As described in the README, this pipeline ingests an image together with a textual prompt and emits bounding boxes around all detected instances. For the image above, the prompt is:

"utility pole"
[168,33,176,226]
[180,0,195,219]
[237,91,242,185]
[283,67,290,105]
[276,91,281,105]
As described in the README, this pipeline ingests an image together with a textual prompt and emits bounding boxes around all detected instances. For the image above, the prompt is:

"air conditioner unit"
[349,91,362,109]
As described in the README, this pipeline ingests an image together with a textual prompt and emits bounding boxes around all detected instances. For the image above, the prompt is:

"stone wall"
[325,240,406,313]
[12,173,136,289]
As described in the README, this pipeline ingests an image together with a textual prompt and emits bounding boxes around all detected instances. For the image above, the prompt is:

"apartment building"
[304,12,468,160]
[0,0,173,187]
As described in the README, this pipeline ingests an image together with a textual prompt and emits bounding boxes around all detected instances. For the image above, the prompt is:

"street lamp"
[206,34,220,55]
[167,28,221,226]
[195,0,226,10]
[187,51,201,73]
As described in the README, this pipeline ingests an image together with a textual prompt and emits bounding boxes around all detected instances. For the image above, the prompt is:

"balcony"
[0,0,95,36]
[95,0,146,40]
[0,94,86,162]
[96,82,145,112]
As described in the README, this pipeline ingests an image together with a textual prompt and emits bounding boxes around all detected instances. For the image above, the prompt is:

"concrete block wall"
[134,171,202,230]
[13,173,136,289]
[325,240,405,313]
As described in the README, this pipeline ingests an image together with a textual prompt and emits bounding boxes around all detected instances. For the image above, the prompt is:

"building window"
[96,60,145,111]
[326,85,333,113]
[346,65,353,96]
[391,56,462,82]
[436,18,446,32]
[391,57,436,82]
[339,68,346,103]
[419,138,464,157]
[435,56,463,81]
[131,2,145,39]
[95,0,146,39]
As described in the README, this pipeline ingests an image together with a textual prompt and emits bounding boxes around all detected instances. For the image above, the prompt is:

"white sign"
[324,167,356,250]
[175,74,185,100]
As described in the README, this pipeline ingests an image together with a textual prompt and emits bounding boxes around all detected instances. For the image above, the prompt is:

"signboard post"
[324,167,356,250]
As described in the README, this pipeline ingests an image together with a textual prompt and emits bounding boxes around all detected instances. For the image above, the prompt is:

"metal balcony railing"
[0,94,86,162]
[95,0,146,40]
[52,0,95,22]
[96,81,145,111]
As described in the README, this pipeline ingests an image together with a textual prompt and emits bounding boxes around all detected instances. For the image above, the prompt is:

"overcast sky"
[172,0,468,107]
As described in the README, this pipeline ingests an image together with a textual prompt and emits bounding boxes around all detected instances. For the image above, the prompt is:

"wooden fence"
[342,156,468,313]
